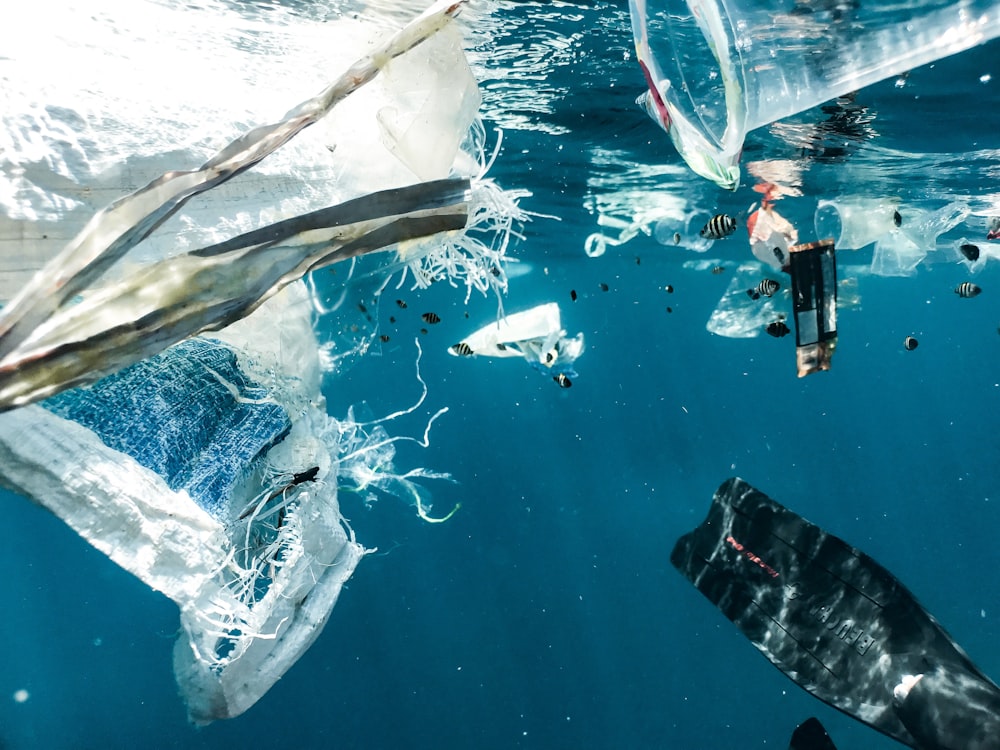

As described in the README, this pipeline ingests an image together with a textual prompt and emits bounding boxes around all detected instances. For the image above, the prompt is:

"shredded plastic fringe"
[394,124,532,304]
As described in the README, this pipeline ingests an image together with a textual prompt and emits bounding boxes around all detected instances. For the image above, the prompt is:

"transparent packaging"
[630,0,1000,188]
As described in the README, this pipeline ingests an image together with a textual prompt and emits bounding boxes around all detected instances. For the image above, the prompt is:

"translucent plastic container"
[630,0,1000,189]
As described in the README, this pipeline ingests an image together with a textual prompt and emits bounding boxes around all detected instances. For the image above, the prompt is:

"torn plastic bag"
[0,283,367,723]
[448,302,585,380]
[0,0,524,725]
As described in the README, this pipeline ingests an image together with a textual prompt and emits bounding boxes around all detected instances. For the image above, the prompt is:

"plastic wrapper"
[449,302,584,381]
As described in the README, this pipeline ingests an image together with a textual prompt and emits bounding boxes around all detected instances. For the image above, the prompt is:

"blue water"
[3,2,1000,748]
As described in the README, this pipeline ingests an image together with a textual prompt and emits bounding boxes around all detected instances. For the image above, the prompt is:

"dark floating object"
[570,289,578,302]
[490,266,501,277]
[711,265,725,275]
[955,281,982,298]
[379,334,390,343]
[599,282,609,292]
[419,328,428,335]
[699,213,737,239]
[396,299,407,309]
[893,209,902,227]
[666,306,673,313]
[421,312,441,324]
[672,232,681,245]
[773,246,785,266]
[960,243,980,261]
[903,335,918,351]
[665,284,674,293]
[389,316,396,324]
[747,278,780,300]
[766,320,791,338]
[357,302,368,314]
[451,342,473,356]
[635,256,641,266]
[553,373,572,388]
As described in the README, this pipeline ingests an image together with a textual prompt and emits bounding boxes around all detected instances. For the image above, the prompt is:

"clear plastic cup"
[630,0,1000,189]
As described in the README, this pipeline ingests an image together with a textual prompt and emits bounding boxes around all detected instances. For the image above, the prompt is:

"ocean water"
[3,2,1000,748]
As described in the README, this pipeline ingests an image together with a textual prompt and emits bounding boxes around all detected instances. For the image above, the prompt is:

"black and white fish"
[711,265,725,275]
[421,312,441,324]
[379,334,390,343]
[553,373,572,388]
[700,213,737,240]
[747,279,781,300]
[955,282,982,298]
[960,243,980,261]
[396,299,407,309]
[451,342,474,356]
[903,336,918,351]
[766,320,791,338]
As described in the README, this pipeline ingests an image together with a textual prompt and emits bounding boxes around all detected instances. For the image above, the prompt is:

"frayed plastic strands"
[394,127,532,304]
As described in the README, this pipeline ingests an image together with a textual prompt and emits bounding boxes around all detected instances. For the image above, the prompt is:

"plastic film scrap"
[0,0,522,724]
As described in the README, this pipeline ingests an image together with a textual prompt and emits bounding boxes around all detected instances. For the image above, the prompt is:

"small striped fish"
[553,373,572,388]
[421,312,441,324]
[451,342,474,356]
[747,279,780,300]
[699,214,737,240]
[955,282,982,298]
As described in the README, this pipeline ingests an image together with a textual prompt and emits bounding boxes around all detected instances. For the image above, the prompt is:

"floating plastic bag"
[0,0,524,724]
[0,284,370,723]
[630,0,1000,188]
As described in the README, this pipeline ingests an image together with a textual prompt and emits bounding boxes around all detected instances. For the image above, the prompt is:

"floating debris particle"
[711,265,725,275]
[421,312,441,324]
[636,256,641,265]
[700,214,737,239]
[553,373,572,388]
[451,342,474,356]
[599,282,609,292]
[988,217,1000,240]
[672,232,681,245]
[955,282,982,298]
[396,299,407,309]
[490,266,501,277]
[893,210,902,227]
[903,336,918,351]
[665,284,674,294]
[357,302,368,314]
[570,289,578,302]
[766,320,791,338]
[379,334,390,343]
[389,316,396,324]
[960,243,981,261]
[420,328,429,335]
[666,306,673,313]
[747,279,781,300]
[773,247,786,266]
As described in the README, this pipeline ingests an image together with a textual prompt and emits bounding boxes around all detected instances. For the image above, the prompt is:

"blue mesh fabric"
[43,338,291,517]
